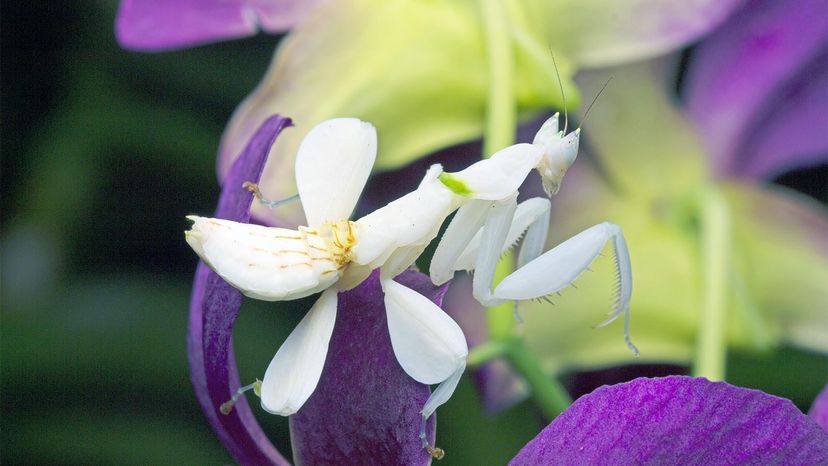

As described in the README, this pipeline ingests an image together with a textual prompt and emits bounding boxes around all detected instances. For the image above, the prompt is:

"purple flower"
[188,114,291,466]
[810,383,828,433]
[685,0,828,180]
[115,0,318,51]
[187,115,444,465]
[510,376,828,465]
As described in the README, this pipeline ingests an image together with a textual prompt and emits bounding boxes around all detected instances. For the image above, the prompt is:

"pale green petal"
[219,0,576,226]
[575,58,709,199]
[724,182,828,353]
[523,0,740,68]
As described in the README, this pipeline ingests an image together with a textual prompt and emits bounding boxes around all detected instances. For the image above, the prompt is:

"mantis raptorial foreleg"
[446,197,551,274]
[494,222,639,355]
[471,195,518,307]
[430,199,495,285]
[430,196,553,303]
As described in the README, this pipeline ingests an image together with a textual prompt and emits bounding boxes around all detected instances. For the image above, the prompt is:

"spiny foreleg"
[494,222,639,356]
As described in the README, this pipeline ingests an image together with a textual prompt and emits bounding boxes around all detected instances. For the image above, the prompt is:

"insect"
[185,111,636,456]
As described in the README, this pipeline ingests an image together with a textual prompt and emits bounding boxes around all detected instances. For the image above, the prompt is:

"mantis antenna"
[579,76,613,129]
[549,50,568,135]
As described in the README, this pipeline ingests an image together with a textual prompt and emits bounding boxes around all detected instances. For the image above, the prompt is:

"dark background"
[2,1,826,464]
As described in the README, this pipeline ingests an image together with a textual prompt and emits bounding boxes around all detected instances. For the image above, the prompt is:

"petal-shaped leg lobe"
[260,288,338,415]
[185,216,341,301]
[383,279,468,385]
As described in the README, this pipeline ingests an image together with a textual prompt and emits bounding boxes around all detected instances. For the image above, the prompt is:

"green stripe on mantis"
[438,172,473,196]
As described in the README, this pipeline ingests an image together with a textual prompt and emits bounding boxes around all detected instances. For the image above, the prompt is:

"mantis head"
[533,113,580,197]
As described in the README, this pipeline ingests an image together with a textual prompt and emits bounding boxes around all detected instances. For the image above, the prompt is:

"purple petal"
[116,0,318,51]
[811,384,828,433]
[738,49,828,179]
[510,376,828,465]
[685,0,828,179]
[188,114,292,466]
[289,270,442,466]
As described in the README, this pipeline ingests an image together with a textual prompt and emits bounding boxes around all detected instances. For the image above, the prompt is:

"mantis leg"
[452,197,551,273]
[494,222,639,356]
[471,195,518,307]
[382,278,468,457]
[515,198,551,269]
[430,197,551,283]
[430,199,494,286]
[470,197,550,319]
[243,181,300,209]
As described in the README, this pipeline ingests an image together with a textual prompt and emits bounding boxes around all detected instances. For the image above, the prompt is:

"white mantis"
[185,112,636,456]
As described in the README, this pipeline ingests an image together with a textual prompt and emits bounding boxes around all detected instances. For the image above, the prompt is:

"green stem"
[466,338,572,419]
[476,0,571,418]
[507,341,572,420]
[479,0,517,338]
[467,339,513,368]
[692,187,730,380]
[479,0,516,157]
[486,254,517,339]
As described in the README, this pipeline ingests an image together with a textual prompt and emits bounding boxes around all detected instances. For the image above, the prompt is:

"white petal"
[441,143,543,200]
[382,279,468,385]
[295,118,377,227]
[260,288,338,416]
[185,216,342,301]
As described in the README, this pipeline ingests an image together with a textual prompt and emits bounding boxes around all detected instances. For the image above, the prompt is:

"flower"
[510,376,828,465]
[810,383,828,433]
[188,114,292,466]
[188,114,449,464]
[685,0,827,180]
[214,0,743,226]
[115,0,319,51]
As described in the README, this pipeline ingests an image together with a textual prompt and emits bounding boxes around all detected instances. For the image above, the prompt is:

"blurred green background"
[2,1,826,465]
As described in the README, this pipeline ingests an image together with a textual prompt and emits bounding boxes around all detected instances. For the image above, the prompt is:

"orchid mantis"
[429,113,639,356]
[185,115,636,456]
